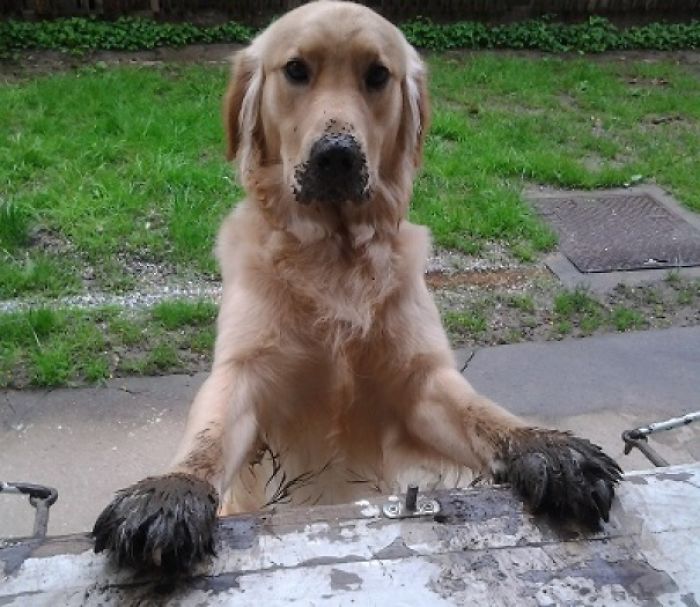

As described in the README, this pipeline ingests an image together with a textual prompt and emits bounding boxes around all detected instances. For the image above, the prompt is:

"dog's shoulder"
[214,200,271,282]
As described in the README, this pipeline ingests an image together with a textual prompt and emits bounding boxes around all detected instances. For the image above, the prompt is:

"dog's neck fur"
[218,197,427,350]
[217,156,423,347]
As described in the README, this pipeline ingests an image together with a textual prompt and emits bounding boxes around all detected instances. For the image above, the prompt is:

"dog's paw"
[92,472,219,573]
[499,429,622,527]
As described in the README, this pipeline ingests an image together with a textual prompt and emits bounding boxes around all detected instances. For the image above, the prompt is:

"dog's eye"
[365,64,390,90]
[284,59,310,84]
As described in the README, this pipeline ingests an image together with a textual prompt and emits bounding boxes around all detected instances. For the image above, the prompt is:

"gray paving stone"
[2,327,699,537]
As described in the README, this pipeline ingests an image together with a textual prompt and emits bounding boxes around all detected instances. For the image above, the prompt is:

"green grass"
[151,299,217,329]
[553,288,605,335]
[611,306,646,331]
[678,288,695,305]
[109,316,143,345]
[0,254,81,298]
[2,55,699,385]
[1,64,240,290]
[414,55,700,254]
[143,343,180,374]
[443,310,488,337]
[190,326,216,354]
[0,301,216,388]
[1,55,699,296]
[0,307,108,386]
[555,320,573,335]
[0,199,30,250]
[506,294,535,313]
[553,289,654,334]
[2,276,698,386]
[553,289,600,316]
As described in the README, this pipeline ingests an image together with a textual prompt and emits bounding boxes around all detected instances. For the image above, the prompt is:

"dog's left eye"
[284,59,310,84]
[365,64,390,90]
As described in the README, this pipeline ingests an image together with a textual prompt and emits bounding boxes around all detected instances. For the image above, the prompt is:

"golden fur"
[93,4,621,571]
[167,1,527,512]
[165,1,613,517]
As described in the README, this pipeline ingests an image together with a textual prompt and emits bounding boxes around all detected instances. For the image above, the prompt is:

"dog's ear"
[223,49,263,163]
[403,47,430,168]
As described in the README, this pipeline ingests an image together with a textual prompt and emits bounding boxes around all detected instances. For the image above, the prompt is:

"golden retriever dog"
[93,0,621,573]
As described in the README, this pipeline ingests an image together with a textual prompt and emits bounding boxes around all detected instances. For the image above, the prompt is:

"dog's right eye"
[284,59,310,84]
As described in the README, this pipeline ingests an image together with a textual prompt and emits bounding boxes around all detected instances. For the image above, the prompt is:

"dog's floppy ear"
[403,46,430,168]
[223,49,263,163]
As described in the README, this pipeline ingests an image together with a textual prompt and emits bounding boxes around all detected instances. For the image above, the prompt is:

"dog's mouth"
[293,133,370,206]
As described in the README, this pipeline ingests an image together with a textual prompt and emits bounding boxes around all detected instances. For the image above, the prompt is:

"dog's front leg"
[92,365,258,573]
[407,366,621,526]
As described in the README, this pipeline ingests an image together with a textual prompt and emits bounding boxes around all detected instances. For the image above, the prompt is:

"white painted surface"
[2,464,699,605]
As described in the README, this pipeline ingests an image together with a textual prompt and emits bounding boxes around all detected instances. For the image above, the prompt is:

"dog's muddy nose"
[312,135,361,177]
[295,134,369,205]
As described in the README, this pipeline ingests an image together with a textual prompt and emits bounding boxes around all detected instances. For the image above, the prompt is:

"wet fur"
[499,430,620,524]
[93,473,218,573]
[93,0,621,573]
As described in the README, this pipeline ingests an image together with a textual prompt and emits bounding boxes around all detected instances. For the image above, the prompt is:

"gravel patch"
[3,243,699,356]
[0,244,520,313]
[426,243,521,274]
[0,282,223,313]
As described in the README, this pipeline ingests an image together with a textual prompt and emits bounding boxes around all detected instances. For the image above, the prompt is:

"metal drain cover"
[529,192,700,273]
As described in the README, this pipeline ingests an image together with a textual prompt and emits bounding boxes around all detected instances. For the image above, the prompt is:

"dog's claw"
[92,472,219,573]
[503,429,622,527]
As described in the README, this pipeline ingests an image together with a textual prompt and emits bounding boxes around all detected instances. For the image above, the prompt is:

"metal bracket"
[382,484,440,519]
[622,411,699,468]
[1,481,58,539]
[622,431,669,467]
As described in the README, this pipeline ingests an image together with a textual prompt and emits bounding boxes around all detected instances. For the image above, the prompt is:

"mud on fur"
[92,473,219,573]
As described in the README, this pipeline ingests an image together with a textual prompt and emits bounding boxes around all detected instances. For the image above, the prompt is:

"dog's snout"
[312,135,361,177]
[294,133,369,205]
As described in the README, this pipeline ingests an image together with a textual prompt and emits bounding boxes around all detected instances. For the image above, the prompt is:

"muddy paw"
[92,473,219,573]
[500,429,622,527]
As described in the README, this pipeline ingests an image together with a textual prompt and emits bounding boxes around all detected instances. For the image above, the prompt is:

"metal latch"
[1,481,58,539]
[382,484,440,519]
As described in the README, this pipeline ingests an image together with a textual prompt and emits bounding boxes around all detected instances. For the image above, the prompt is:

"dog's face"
[224,1,428,231]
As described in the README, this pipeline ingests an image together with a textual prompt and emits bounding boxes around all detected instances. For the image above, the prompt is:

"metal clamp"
[622,431,669,467]
[382,484,440,519]
[622,411,699,468]
[1,481,58,538]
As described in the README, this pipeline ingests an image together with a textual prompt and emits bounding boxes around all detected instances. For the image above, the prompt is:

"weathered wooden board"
[2,464,699,606]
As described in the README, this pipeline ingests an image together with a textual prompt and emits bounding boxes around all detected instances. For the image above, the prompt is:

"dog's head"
[224,1,429,236]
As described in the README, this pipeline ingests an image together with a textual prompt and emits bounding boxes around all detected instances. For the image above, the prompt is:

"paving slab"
[463,326,700,471]
[1,375,200,538]
[463,325,700,417]
[2,327,699,538]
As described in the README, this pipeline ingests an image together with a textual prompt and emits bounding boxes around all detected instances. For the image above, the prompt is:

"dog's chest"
[257,338,399,453]
[272,238,399,327]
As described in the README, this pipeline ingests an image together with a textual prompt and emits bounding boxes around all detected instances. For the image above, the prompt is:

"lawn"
[2,55,700,293]
[1,53,699,386]
[0,301,217,387]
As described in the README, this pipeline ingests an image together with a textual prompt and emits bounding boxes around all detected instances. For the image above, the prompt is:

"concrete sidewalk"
[2,326,699,538]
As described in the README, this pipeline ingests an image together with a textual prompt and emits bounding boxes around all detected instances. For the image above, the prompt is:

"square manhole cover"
[528,191,700,273]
